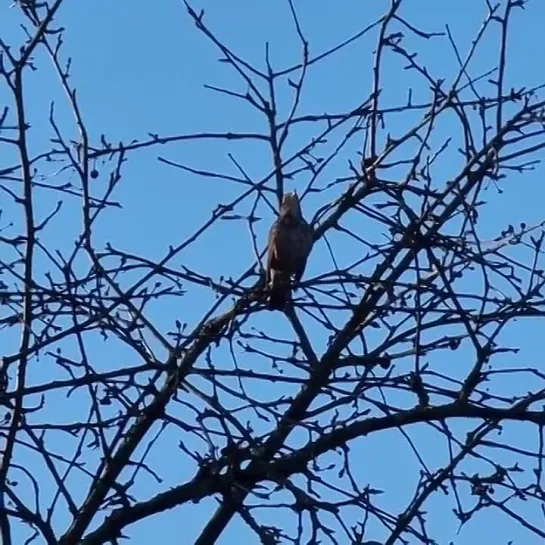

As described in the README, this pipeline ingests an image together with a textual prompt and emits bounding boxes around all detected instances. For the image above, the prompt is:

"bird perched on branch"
[266,192,313,311]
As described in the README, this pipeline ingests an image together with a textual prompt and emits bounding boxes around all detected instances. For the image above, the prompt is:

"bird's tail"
[268,272,290,311]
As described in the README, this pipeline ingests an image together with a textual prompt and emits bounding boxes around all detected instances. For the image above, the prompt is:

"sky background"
[1,0,545,544]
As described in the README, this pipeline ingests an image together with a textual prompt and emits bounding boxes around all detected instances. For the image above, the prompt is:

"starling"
[266,192,313,310]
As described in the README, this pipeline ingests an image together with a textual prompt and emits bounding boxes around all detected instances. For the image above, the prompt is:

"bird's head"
[279,192,302,220]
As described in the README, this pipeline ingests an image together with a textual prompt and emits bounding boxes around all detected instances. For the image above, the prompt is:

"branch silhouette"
[1,1,545,544]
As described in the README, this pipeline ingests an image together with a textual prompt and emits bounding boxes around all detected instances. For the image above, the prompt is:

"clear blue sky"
[2,1,545,543]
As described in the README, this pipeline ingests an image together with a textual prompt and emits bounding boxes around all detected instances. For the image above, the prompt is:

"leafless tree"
[1,1,545,544]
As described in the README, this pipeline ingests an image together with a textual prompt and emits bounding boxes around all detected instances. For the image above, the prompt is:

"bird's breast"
[273,223,312,272]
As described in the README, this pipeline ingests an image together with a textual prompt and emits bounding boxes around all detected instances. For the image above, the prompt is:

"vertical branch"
[495,0,518,132]
[367,0,402,160]
[0,67,35,545]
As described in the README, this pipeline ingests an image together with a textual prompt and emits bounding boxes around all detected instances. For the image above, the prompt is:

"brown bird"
[266,192,313,311]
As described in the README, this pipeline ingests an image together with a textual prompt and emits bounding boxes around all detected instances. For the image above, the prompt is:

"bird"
[266,192,313,311]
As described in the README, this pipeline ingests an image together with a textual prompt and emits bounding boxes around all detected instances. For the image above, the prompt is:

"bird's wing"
[294,223,314,281]
[266,220,280,285]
